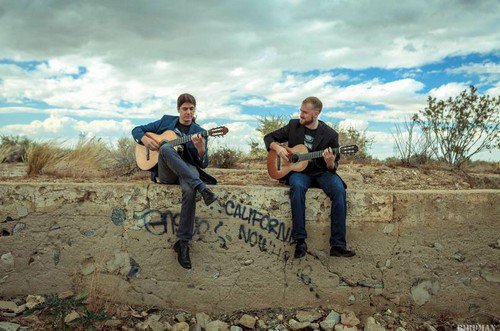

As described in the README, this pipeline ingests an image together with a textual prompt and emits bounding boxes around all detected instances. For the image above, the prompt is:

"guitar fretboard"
[159,131,207,147]
[293,147,341,162]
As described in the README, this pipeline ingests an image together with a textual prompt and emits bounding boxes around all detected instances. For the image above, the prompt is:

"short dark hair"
[302,96,323,112]
[177,93,196,109]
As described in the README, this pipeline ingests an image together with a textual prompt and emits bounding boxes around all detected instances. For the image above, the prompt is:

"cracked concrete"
[0,182,499,323]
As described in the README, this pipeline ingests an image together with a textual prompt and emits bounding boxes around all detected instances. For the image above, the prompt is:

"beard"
[299,117,313,126]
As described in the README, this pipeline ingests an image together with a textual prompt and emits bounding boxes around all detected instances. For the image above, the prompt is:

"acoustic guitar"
[267,144,358,179]
[135,126,229,170]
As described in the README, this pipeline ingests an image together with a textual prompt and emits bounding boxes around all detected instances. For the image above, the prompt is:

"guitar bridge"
[146,148,150,161]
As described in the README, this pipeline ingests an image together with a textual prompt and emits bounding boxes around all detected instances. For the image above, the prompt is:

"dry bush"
[337,126,373,164]
[244,138,267,162]
[108,137,139,176]
[26,142,66,176]
[391,119,434,166]
[413,85,499,168]
[210,146,243,168]
[0,135,33,163]
[256,114,289,136]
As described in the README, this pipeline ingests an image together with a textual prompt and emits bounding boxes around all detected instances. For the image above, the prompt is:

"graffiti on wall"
[135,209,211,237]
[116,197,323,299]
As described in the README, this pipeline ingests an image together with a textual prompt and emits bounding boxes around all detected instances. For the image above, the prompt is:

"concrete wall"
[0,182,499,322]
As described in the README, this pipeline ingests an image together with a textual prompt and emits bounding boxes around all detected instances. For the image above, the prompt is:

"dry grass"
[0,145,9,163]
[85,258,110,313]
[71,255,115,314]
[26,141,66,176]
[462,160,500,174]
[23,136,138,178]
[50,138,111,178]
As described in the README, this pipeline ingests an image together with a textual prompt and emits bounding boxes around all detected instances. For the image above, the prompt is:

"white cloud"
[324,108,420,123]
[429,82,469,100]
[339,119,368,131]
[207,121,259,152]
[332,79,425,107]
[74,119,134,135]
[0,115,134,142]
[3,1,498,70]
[486,81,500,96]
[0,1,498,161]
[365,131,396,159]
[241,98,273,107]
[0,1,497,118]
[446,62,500,78]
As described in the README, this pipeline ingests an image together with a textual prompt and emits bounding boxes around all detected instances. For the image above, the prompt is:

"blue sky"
[0,1,498,160]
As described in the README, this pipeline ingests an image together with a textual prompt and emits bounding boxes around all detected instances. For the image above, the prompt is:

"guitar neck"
[294,147,340,162]
[159,131,207,147]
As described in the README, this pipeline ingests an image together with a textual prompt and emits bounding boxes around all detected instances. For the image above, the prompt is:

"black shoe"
[173,240,192,269]
[294,240,307,259]
[199,187,217,206]
[330,246,356,257]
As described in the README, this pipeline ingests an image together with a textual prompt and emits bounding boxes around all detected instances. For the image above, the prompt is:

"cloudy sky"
[0,0,499,160]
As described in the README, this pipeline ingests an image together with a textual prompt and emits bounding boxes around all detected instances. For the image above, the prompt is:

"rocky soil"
[2,293,497,331]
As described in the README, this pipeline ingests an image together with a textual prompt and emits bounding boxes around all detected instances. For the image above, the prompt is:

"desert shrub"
[109,137,139,176]
[245,114,289,163]
[391,118,434,166]
[255,114,289,136]
[0,135,33,163]
[245,138,267,161]
[413,85,499,168]
[337,126,373,162]
[210,146,243,168]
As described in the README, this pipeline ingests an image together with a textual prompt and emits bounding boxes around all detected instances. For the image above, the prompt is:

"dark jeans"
[158,144,206,242]
[289,171,347,248]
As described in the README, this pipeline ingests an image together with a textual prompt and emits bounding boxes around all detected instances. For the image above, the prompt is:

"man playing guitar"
[132,93,218,269]
[264,96,355,259]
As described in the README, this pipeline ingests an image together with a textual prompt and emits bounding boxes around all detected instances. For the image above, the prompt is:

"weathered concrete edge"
[2,181,499,193]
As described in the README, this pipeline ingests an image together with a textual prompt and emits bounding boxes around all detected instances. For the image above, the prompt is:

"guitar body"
[135,126,229,171]
[266,144,309,179]
[135,131,179,170]
[267,143,358,180]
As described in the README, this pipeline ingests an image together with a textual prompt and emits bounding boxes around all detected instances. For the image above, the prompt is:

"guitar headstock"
[207,126,229,137]
[340,144,359,155]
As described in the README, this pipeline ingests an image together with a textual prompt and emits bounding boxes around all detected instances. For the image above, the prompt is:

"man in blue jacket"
[132,93,217,269]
